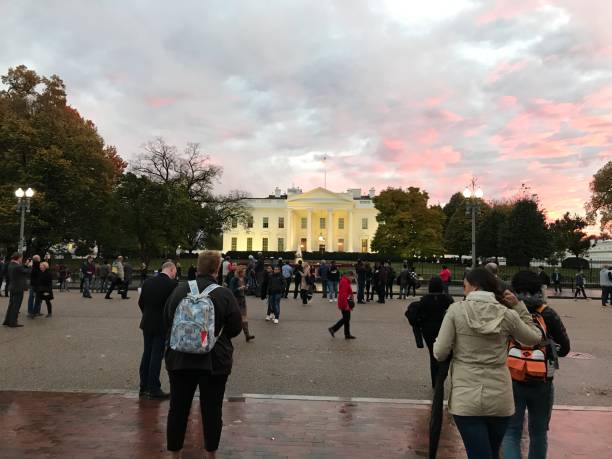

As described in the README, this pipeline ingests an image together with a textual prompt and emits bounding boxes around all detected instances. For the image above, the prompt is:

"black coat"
[37,270,54,300]
[138,273,178,335]
[163,275,243,375]
[30,261,41,289]
[267,273,286,295]
[416,293,454,344]
[8,262,31,293]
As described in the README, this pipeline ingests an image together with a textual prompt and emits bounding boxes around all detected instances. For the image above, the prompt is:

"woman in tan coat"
[433,268,542,459]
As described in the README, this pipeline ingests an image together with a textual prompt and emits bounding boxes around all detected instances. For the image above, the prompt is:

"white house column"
[348,209,354,252]
[307,209,312,252]
[328,209,334,252]
[286,208,293,252]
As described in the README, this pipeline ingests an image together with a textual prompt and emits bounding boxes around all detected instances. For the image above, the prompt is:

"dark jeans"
[106,277,127,298]
[331,309,351,337]
[453,415,511,459]
[283,277,291,297]
[385,282,393,298]
[35,296,52,315]
[300,289,310,304]
[3,291,24,326]
[407,282,417,296]
[293,275,301,298]
[269,293,282,318]
[601,286,611,305]
[365,281,372,300]
[377,284,385,303]
[574,286,586,298]
[357,280,365,302]
[502,381,554,459]
[425,341,439,388]
[139,332,165,393]
[167,370,228,452]
[27,288,37,315]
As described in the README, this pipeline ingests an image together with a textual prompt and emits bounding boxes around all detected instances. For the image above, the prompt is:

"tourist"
[230,266,255,342]
[502,270,570,459]
[27,255,41,317]
[398,264,410,300]
[365,262,373,301]
[300,262,315,304]
[407,266,419,297]
[438,265,451,294]
[385,262,396,299]
[221,256,232,286]
[138,261,177,399]
[433,267,542,459]
[356,259,366,304]
[537,267,550,301]
[377,262,387,303]
[254,252,265,296]
[267,265,285,324]
[484,262,511,292]
[318,260,330,298]
[35,261,54,318]
[164,250,242,459]
[574,269,587,300]
[327,261,340,302]
[98,260,110,293]
[408,276,454,388]
[551,268,562,295]
[3,253,31,328]
[281,260,293,298]
[81,255,95,299]
[105,255,128,299]
[328,270,356,339]
[599,265,612,307]
[292,259,303,299]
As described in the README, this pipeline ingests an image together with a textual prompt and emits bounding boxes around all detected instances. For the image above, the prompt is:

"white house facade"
[222,187,379,253]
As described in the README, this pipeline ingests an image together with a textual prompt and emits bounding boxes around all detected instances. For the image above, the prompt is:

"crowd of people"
[0,250,605,459]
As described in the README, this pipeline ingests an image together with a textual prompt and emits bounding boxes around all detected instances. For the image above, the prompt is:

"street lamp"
[15,187,35,254]
[463,179,483,269]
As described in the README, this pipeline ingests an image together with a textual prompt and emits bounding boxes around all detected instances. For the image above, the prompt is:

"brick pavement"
[1,391,611,458]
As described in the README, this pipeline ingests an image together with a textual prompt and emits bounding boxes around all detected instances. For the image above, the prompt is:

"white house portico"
[222,187,379,254]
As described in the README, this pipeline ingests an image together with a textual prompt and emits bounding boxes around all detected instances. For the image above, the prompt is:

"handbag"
[347,296,355,309]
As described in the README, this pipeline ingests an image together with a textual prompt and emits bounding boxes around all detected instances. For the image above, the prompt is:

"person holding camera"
[328,271,356,339]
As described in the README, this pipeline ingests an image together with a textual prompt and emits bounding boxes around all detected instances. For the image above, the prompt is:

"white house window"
[231,237,237,251]
[262,237,269,251]
[338,217,344,229]
[247,237,253,251]
[362,218,368,229]
[278,238,284,251]
[231,218,237,228]
[320,217,326,229]
[263,217,269,228]
[337,238,344,252]
[278,217,284,229]
[247,216,253,228]
[301,217,307,229]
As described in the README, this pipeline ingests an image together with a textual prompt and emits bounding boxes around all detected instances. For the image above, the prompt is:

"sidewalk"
[1,391,611,458]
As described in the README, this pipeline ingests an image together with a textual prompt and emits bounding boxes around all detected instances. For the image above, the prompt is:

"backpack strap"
[203,283,220,296]
[188,280,200,295]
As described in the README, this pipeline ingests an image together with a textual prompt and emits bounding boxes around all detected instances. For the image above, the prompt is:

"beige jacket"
[433,290,542,417]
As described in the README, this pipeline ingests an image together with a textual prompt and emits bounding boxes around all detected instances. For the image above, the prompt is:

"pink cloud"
[383,138,405,151]
[499,96,518,107]
[487,60,529,84]
[147,97,177,108]
[476,0,543,25]
[440,109,463,123]
[418,128,439,145]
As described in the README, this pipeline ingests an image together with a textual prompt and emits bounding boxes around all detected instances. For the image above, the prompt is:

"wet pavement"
[1,390,611,458]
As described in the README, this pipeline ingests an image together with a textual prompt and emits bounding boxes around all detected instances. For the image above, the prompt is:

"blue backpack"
[169,281,220,354]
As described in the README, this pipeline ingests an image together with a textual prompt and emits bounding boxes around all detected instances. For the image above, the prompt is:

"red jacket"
[439,268,451,283]
[337,275,353,311]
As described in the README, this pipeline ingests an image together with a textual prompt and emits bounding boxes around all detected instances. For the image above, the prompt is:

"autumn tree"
[549,212,590,261]
[372,187,445,258]
[586,161,612,232]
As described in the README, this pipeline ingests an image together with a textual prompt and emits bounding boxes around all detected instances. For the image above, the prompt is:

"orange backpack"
[507,305,552,382]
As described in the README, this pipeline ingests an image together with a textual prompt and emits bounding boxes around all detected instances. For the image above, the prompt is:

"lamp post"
[462,179,483,269]
[15,187,35,254]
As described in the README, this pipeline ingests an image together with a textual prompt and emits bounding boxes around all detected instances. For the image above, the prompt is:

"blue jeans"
[83,276,92,297]
[269,293,282,319]
[321,278,328,297]
[27,288,37,315]
[454,415,511,459]
[139,332,165,393]
[502,381,554,459]
[327,280,338,299]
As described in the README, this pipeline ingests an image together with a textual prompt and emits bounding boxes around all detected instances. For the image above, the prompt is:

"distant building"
[222,187,379,253]
[584,239,612,268]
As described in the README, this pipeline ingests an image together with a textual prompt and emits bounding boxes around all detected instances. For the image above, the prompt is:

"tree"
[549,212,590,260]
[500,199,551,266]
[372,187,445,258]
[477,204,511,262]
[586,161,612,232]
[0,65,125,254]
[133,138,250,251]
[443,195,490,261]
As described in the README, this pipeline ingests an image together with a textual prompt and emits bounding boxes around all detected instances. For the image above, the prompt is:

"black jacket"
[138,272,178,335]
[30,261,41,289]
[8,262,31,292]
[539,272,551,286]
[328,265,340,281]
[416,293,454,344]
[163,275,243,375]
[37,270,54,300]
[267,273,286,295]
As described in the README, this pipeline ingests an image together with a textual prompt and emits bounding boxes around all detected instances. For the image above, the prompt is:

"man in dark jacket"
[267,266,286,324]
[293,259,303,299]
[318,260,330,298]
[3,253,31,327]
[138,261,177,399]
[355,260,366,303]
[27,255,41,317]
[81,256,95,299]
[163,250,242,458]
[502,270,570,459]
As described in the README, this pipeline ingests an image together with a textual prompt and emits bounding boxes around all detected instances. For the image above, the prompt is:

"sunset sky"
[2,0,612,221]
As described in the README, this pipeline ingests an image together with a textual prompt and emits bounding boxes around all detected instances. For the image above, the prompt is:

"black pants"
[553,282,562,294]
[365,281,372,300]
[331,309,351,337]
[139,332,165,392]
[293,276,301,298]
[574,286,587,298]
[3,291,24,326]
[35,296,52,315]
[357,280,365,302]
[386,282,394,298]
[602,286,611,305]
[3,277,9,296]
[377,284,385,303]
[167,370,228,452]
[283,277,291,297]
[425,341,439,389]
[106,278,127,298]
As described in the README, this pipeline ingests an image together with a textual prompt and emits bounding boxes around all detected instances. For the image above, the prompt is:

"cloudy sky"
[2,0,612,220]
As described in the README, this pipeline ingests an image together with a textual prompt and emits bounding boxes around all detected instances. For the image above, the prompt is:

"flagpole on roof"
[322,153,327,189]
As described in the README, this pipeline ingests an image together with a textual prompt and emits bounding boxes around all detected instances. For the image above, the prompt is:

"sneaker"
[265,315,271,321]
[273,318,279,324]
[329,299,334,303]
[328,327,335,338]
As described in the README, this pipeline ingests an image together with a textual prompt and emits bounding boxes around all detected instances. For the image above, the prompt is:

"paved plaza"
[1,290,612,457]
